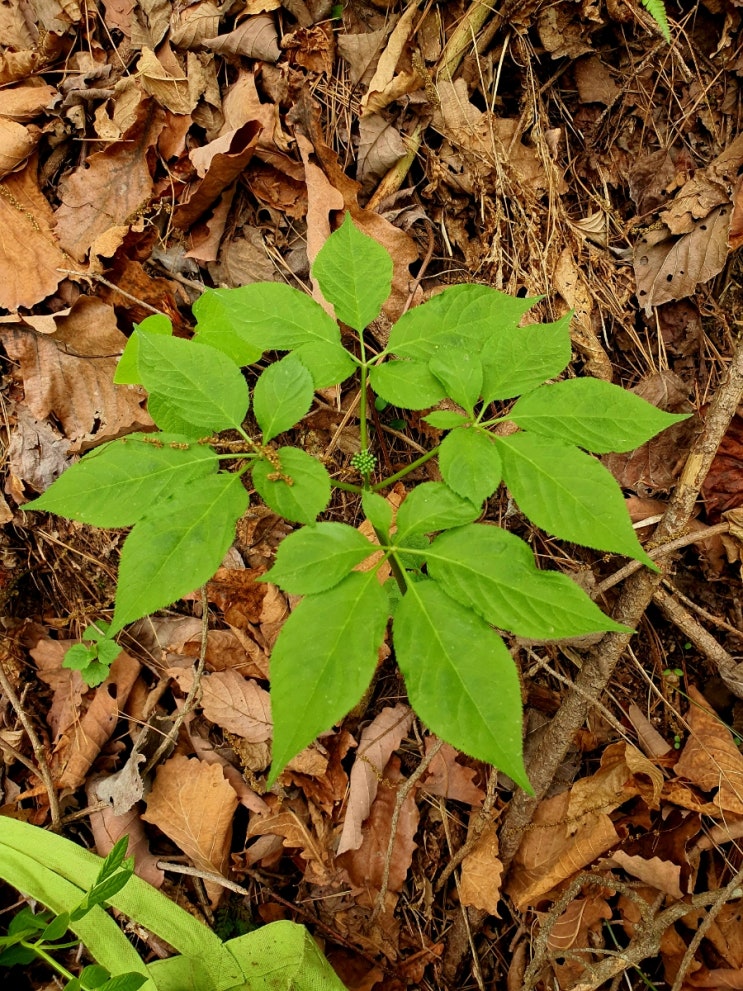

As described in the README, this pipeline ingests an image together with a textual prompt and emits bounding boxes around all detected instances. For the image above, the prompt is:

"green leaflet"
[313,212,392,331]
[268,571,389,784]
[497,432,657,569]
[263,522,377,594]
[114,314,172,386]
[252,354,314,443]
[252,447,331,524]
[24,434,217,528]
[387,284,540,360]
[393,580,530,790]
[508,378,690,453]
[479,313,572,402]
[429,347,483,414]
[193,282,340,354]
[292,341,357,388]
[369,360,448,409]
[438,427,502,505]
[110,474,249,634]
[423,410,470,430]
[424,524,630,639]
[361,489,393,537]
[137,331,249,434]
[394,482,479,543]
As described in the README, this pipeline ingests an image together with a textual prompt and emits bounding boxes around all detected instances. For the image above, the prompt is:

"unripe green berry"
[351,450,376,474]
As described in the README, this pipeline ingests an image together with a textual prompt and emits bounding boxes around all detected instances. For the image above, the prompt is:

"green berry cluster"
[350,450,377,474]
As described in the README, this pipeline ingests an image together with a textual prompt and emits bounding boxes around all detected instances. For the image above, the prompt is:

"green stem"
[372,527,407,595]
[332,479,363,494]
[371,447,440,491]
[23,940,77,984]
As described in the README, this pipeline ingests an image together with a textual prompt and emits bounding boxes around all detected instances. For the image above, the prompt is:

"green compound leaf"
[641,0,671,40]
[145,396,207,438]
[24,434,218,527]
[312,213,392,331]
[110,473,248,634]
[114,314,172,386]
[252,447,331,524]
[192,283,340,358]
[479,313,572,402]
[423,410,471,430]
[497,431,657,569]
[393,580,530,791]
[424,524,630,639]
[362,489,393,537]
[369,360,448,410]
[268,571,389,784]
[438,428,502,505]
[395,482,479,543]
[293,341,357,388]
[388,284,540,360]
[137,330,249,434]
[429,348,483,414]
[263,522,377,594]
[253,354,314,443]
[508,378,690,453]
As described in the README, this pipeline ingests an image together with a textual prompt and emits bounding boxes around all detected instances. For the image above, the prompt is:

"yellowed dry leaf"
[137,46,193,115]
[170,0,220,49]
[362,3,420,116]
[459,825,503,915]
[142,754,238,904]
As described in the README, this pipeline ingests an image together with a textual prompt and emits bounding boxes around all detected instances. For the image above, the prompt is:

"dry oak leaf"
[0,159,67,309]
[420,739,485,806]
[674,685,743,815]
[142,754,238,905]
[248,801,335,885]
[337,703,414,856]
[459,824,503,916]
[54,97,166,261]
[176,667,272,742]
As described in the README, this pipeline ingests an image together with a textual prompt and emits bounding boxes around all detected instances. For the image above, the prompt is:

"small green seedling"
[26,214,689,791]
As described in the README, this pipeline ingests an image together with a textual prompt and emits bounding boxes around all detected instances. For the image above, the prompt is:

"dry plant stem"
[371,737,445,919]
[437,0,495,81]
[143,587,209,775]
[499,332,743,873]
[157,860,250,896]
[56,269,165,316]
[0,655,61,830]
[434,766,499,892]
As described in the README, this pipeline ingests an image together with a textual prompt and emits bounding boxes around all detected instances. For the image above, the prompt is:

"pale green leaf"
[114,314,172,386]
[395,482,479,543]
[193,283,340,355]
[110,474,248,634]
[293,341,357,388]
[24,434,218,527]
[362,490,393,537]
[393,580,530,790]
[497,432,657,568]
[312,213,392,331]
[268,571,389,783]
[253,354,314,443]
[137,331,249,433]
[424,524,630,638]
[388,284,540,360]
[369,360,447,410]
[263,522,377,593]
[479,314,572,402]
[429,348,483,413]
[423,410,471,430]
[252,447,331,524]
[438,428,502,505]
[509,378,690,453]
[145,395,207,437]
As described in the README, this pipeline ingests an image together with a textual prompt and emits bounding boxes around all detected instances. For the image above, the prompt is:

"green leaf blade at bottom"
[268,571,390,784]
[393,580,530,791]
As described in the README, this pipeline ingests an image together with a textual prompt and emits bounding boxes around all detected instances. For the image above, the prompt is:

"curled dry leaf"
[204,13,281,62]
[674,686,743,816]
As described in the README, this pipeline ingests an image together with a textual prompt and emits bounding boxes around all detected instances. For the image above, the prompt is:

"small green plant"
[640,0,671,41]
[25,214,688,789]
[0,818,346,991]
[0,834,145,991]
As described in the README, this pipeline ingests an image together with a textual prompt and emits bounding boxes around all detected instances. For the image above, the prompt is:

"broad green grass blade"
[253,354,314,443]
[193,283,340,353]
[497,432,657,569]
[393,580,530,790]
[369,360,447,409]
[268,571,389,784]
[137,331,249,433]
[24,434,217,527]
[479,314,572,402]
[395,482,479,543]
[223,922,349,991]
[425,524,630,638]
[252,448,331,524]
[509,378,690,453]
[110,474,248,634]
[312,213,392,331]
[263,522,377,593]
[438,428,502,505]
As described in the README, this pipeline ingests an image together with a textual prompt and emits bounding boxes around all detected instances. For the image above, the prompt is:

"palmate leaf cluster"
[25,214,688,788]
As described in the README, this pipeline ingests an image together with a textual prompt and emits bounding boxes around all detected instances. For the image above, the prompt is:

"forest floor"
[2,1,743,989]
